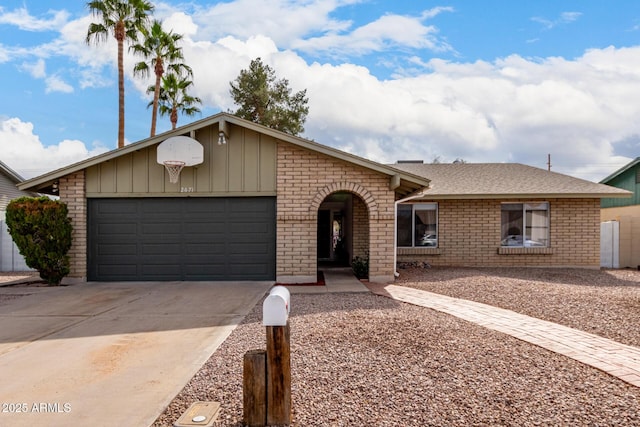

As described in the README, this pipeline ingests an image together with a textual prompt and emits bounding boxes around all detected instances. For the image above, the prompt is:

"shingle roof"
[390,162,632,199]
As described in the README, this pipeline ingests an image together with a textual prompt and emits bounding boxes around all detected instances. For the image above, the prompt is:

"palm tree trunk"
[150,66,162,137]
[171,107,178,129]
[116,26,125,148]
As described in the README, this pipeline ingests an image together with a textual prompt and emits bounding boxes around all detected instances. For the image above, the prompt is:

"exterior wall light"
[218,119,229,145]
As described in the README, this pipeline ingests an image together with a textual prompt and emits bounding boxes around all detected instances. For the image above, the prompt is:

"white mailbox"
[263,286,291,326]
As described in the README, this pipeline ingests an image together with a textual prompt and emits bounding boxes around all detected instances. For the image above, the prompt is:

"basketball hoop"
[163,160,185,184]
[157,136,203,184]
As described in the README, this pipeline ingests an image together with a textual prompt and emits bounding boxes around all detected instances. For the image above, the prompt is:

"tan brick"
[58,171,87,279]
[276,142,396,280]
[398,198,600,268]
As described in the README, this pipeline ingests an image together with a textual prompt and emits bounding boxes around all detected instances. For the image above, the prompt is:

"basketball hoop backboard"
[157,136,204,167]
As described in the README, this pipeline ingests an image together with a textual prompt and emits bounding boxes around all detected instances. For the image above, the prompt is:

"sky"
[1,1,640,182]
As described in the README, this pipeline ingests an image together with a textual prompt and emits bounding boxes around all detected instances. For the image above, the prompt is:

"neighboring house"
[17,113,631,283]
[0,160,38,271]
[600,157,640,268]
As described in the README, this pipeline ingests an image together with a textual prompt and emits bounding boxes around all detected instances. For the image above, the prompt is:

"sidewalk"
[367,283,640,388]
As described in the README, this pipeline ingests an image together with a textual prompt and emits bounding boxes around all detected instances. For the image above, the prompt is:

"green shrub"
[5,196,73,285]
[351,253,369,279]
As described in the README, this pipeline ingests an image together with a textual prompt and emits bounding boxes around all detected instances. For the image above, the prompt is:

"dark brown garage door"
[88,197,276,281]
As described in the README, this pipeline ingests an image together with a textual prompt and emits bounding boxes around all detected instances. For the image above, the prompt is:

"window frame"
[397,203,438,248]
[500,202,550,248]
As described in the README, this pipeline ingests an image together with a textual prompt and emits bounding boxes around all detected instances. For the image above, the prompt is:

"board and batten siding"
[0,172,28,211]
[601,164,640,208]
[85,123,277,197]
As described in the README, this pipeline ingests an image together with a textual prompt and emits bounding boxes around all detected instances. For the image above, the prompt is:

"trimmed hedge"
[5,196,72,285]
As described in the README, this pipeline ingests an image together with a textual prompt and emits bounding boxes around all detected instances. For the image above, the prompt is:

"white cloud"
[120,26,639,181]
[162,12,199,38]
[244,44,638,181]
[293,13,450,56]
[0,44,8,63]
[291,8,453,56]
[20,58,46,78]
[532,11,582,30]
[183,0,357,46]
[1,1,637,184]
[560,12,582,23]
[18,59,73,93]
[45,75,74,94]
[0,118,108,179]
[0,6,70,31]
[155,0,453,57]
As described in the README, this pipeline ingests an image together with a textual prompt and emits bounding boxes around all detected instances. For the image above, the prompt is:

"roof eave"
[19,112,431,192]
[411,192,633,200]
[17,117,220,192]
[599,157,640,184]
[0,160,26,184]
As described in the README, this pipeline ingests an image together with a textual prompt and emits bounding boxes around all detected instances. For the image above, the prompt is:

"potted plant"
[351,253,369,280]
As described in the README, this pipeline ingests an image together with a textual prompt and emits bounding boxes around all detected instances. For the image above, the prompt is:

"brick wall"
[352,196,369,259]
[59,171,87,280]
[276,142,396,282]
[398,198,601,268]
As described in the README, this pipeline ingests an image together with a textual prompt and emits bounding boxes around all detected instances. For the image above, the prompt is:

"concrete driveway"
[0,280,272,427]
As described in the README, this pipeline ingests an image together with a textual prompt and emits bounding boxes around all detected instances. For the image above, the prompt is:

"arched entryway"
[317,192,352,266]
[310,182,378,277]
[314,191,371,270]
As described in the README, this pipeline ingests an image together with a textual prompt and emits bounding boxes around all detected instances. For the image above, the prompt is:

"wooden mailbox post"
[244,286,291,426]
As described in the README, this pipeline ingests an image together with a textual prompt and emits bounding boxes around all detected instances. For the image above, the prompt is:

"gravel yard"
[153,267,640,427]
[397,266,640,348]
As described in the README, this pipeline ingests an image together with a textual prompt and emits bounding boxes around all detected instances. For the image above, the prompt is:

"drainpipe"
[394,188,429,278]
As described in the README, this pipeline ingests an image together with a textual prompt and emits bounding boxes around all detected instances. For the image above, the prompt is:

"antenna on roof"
[547,154,551,171]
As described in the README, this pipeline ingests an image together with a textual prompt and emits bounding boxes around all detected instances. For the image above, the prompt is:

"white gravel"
[153,267,640,426]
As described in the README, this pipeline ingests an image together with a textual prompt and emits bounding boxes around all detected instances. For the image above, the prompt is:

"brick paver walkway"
[367,283,640,388]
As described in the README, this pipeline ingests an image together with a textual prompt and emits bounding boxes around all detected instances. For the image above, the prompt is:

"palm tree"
[149,72,202,130]
[131,19,191,137]
[86,0,154,148]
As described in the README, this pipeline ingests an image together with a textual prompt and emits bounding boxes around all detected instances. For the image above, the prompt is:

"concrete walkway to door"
[0,280,271,427]
[286,267,370,294]
[367,283,640,388]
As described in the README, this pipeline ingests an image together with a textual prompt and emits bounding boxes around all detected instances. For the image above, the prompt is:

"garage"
[87,197,276,281]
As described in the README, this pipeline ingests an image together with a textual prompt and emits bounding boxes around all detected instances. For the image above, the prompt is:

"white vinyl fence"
[600,220,620,269]
[0,215,31,272]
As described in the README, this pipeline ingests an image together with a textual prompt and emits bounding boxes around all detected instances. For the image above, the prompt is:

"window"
[501,202,549,247]
[397,203,438,247]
